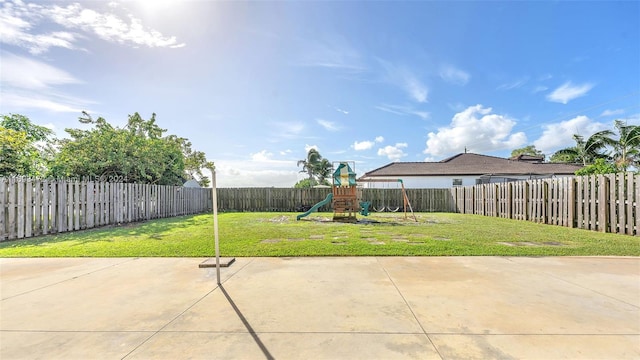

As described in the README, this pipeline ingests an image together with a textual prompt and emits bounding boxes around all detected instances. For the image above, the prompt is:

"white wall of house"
[360,174,575,189]
[360,176,478,189]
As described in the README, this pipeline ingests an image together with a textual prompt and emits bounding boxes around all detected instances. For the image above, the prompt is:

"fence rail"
[0,178,212,241]
[5,174,636,241]
[451,173,639,236]
[216,187,456,213]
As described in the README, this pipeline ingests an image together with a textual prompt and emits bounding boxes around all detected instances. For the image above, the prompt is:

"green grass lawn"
[0,212,638,257]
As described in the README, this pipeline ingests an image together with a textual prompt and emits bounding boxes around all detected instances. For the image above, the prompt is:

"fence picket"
[2,175,637,240]
[635,175,640,236]
[1,178,213,241]
[25,178,33,238]
[448,173,636,236]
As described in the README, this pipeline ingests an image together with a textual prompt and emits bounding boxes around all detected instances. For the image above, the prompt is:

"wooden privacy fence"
[216,187,456,213]
[0,178,212,241]
[451,173,640,236]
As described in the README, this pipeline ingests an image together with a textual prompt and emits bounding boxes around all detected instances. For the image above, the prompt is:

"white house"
[359,153,583,189]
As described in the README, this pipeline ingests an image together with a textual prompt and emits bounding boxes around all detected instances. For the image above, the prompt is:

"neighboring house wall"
[360,176,477,189]
[360,174,578,189]
[360,153,582,189]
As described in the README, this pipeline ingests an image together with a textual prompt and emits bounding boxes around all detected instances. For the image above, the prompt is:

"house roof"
[361,153,583,177]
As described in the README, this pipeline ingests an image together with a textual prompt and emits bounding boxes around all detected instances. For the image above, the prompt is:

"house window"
[452,178,463,186]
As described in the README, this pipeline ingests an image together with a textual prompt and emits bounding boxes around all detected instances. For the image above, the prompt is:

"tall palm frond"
[605,120,640,171]
[315,158,333,185]
[297,148,321,181]
[553,131,612,166]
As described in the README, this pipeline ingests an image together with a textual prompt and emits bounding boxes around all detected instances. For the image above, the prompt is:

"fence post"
[598,174,609,233]
[567,177,575,228]
[617,172,626,235]
[0,179,6,241]
[635,174,639,236]
[626,173,634,235]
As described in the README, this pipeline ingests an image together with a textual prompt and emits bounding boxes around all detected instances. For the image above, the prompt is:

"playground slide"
[296,193,333,220]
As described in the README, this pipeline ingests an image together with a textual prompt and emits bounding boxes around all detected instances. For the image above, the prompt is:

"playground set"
[296,162,417,222]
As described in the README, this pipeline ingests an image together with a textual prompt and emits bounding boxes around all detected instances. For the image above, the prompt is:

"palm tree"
[601,120,640,171]
[552,130,613,166]
[297,148,321,182]
[315,158,333,185]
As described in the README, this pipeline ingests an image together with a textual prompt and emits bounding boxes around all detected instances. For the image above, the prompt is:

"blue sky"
[1,0,639,187]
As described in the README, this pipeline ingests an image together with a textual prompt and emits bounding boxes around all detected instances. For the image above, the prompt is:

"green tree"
[297,148,321,181]
[294,178,318,188]
[178,137,213,187]
[315,158,333,185]
[0,114,53,176]
[0,128,31,176]
[600,120,640,171]
[49,112,185,185]
[549,151,578,163]
[510,145,544,159]
[551,131,612,166]
[575,158,619,175]
[296,148,332,187]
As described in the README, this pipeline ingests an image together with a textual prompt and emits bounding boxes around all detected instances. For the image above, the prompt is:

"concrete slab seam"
[119,286,219,359]
[0,258,138,301]
[120,258,255,359]
[156,330,430,335]
[219,257,256,286]
[375,257,445,360]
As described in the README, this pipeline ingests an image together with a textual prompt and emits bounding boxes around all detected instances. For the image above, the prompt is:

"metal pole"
[209,164,221,285]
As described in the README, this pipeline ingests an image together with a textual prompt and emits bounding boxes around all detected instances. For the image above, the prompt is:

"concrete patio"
[1,256,638,359]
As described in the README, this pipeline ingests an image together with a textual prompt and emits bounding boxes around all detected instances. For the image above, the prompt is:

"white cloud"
[353,140,374,151]
[317,119,340,131]
[533,115,608,154]
[0,53,92,113]
[0,92,87,113]
[334,107,349,115]
[214,158,299,188]
[424,105,527,157]
[270,121,305,139]
[1,52,81,89]
[497,77,529,90]
[297,35,365,72]
[0,1,78,54]
[439,64,470,86]
[532,85,548,94]
[377,143,408,161]
[405,77,428,103]
[600,109,624,117]
[546,82,594,104]
[352,136,384,151]
[0,0,184,54]
[375,104,430,120]
[251,150,273,162]
[379,60,428,103]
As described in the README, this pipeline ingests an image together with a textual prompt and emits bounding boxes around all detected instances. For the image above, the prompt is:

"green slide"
[296,193,333,220]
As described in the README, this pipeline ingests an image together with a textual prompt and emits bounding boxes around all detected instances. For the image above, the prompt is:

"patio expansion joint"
[119,258,256,360]
[0,258,138,301]
[375,257,445,360]
[156,330,430,335]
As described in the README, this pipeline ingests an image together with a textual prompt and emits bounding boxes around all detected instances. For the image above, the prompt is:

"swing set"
[330,161,417,222]
[358,178,417,222]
